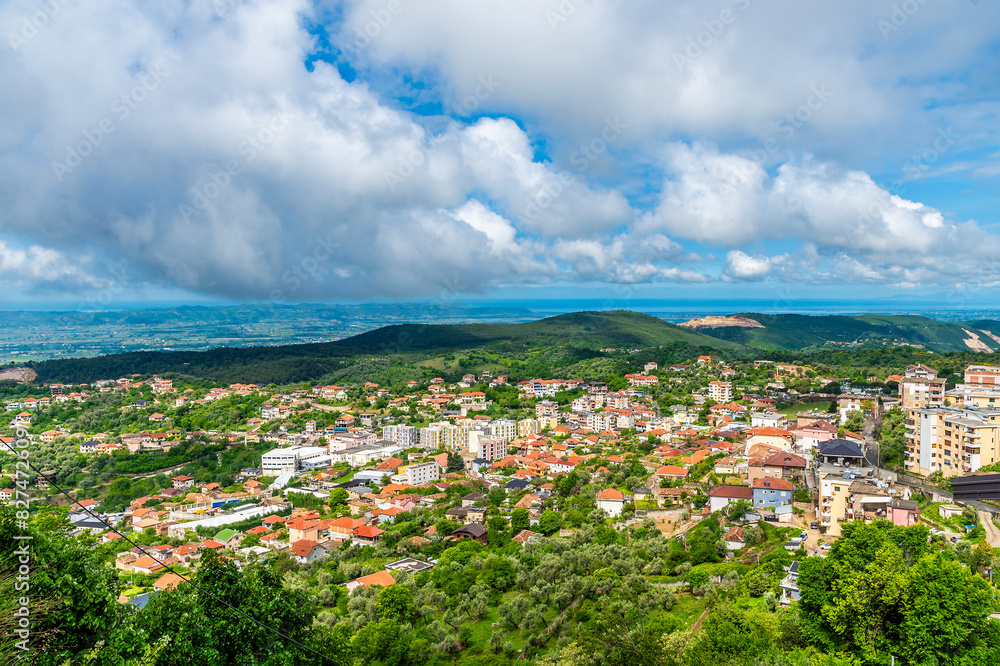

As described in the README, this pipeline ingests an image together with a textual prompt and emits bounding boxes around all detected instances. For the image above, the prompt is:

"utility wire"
[18,456,340,665]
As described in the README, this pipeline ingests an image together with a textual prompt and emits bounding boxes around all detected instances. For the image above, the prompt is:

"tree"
[726,499,752,522]
[538,510,564,535]
[824,544,908,662]
[843,410,865,434]
[510,508,530,534]
[446,451,464,473]
[376,584,417,623]
[328,487,348,508]
[0,506,143,664]
[901,552,1000,664]
[480,556,516,591]
[351,617,417,666]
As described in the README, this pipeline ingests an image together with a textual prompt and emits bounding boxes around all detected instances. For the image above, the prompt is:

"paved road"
[863,419,880,467]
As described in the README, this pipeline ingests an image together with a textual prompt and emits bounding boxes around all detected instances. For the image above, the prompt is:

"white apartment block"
[328,432,378,452]
[708,381,734,403]
[486,419,518,442]
[586,411,614,431]
[261,446,327,474]
[399,461,440,486]
[472,436,507,461]
[381,424,418,448]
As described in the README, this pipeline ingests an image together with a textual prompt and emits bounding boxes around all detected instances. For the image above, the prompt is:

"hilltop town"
[3,350,1000,664]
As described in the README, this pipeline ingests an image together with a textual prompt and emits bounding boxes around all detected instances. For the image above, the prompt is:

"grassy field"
[776,401,832,415]
[671,594,708,628]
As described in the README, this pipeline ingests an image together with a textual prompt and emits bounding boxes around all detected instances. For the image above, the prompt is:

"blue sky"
[1,0,999,310]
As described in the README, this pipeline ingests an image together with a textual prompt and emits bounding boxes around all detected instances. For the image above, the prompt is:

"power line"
[20,457,340,665]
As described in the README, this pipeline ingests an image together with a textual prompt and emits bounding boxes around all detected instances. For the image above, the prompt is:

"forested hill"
[25,310,1000,385]
[29,311,736,384]
[681,313,1000,353]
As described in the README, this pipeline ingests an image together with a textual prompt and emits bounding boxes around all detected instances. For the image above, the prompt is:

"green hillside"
[688,313,1000,353]
[30,311,738,384]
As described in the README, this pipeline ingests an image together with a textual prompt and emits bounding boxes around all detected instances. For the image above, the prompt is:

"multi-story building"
[816,469,855,537]
[381,424,418,448]
[261,446,328,474]
[397,461,440,486]
[486,419,517,442]
[419,422,470,451]
[471,435,506,461]
[535,400,559,418]
[708,381,734,403]
[517,418,540,437]
[899,364,946,410]
[328,432,378,452]
[964,365,1000,393]
[900,378,946,410]
[905,406,1000,477]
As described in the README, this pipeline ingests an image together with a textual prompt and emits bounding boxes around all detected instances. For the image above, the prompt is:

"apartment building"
[817,470,855,537]
[471,435,506,461]
[535,400,559,418]
[328,432,378,452]
[900,375,946,410]
[965,365,1000,392]
[261,446,327,475]
[381,424,418,448]
[486,419,518,442]
[396,461,439,486]
[708,381,734,403]
[517,418,541,437]
[905,406,1000,477]
[419,422,470,451]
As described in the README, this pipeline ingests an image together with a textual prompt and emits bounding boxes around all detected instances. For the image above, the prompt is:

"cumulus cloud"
[0,0,998,303]
[723,251,772,281]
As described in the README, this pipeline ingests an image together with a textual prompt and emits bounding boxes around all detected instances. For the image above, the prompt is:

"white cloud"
[723,250,772,281]
[0,0,998,301]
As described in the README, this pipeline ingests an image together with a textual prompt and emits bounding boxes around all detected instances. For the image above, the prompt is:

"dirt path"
[980,510,1000,547]
[307,400,350,413]
[690,606,711,633]
[517,595,582,660]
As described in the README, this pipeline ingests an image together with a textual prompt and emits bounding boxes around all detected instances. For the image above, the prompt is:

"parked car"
[950,536,960,543]
[810,522,818,530]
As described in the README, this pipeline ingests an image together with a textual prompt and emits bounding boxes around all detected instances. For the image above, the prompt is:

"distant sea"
[469,299,1000,324]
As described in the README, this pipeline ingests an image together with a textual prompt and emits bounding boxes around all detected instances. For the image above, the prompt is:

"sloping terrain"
[30,311,737,384]
[686,313,1000,353]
